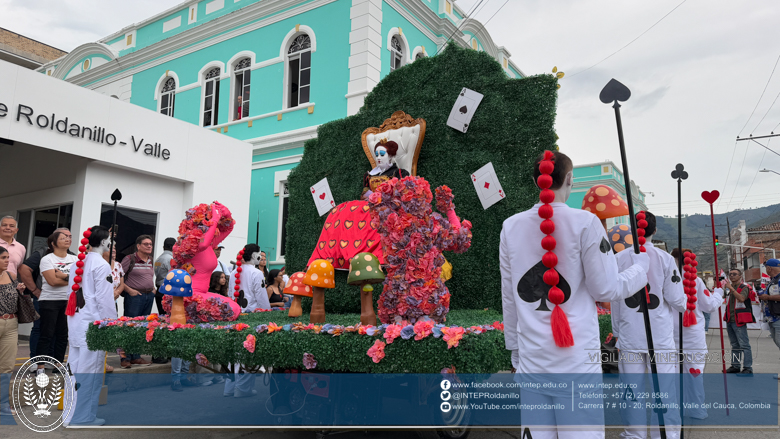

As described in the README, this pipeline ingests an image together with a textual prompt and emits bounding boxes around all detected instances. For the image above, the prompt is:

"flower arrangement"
[368,176,472,324]
[162,294,239,323]
[303,353,317,370]
[171,202,235,275]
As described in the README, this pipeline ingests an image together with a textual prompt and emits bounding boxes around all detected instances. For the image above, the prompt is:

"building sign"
[0,102,170,160]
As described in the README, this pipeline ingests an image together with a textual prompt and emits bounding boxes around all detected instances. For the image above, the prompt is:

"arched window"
[202,67,221,127]
[233,57,251,120]
[160,77,176,117]
[287,34,311,108]
[390,36,404,71]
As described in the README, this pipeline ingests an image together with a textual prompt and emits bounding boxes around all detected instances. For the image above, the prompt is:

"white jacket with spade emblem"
[612,240,687,353]
[500,203,648,375]
[672,277,723,352]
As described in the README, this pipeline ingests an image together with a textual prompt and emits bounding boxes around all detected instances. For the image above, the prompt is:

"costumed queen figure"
[163,202,241,322]
[309,139,409,269]
[64,226,116,426]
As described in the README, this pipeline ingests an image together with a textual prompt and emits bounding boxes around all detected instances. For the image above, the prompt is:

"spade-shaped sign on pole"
[600,79,668,439]
[671,163,689,427]
[108,189,122,267]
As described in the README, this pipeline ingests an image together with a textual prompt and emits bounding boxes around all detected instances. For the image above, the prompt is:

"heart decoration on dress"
[689,368,701,377]
[701,190,720,204]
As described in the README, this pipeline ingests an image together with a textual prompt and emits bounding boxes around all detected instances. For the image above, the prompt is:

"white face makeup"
[375,146,391,169]
[92,238,112,254]
[249,251,262,266]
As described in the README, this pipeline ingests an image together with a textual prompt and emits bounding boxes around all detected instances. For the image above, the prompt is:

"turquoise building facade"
[38,0,525,268]
[568,161,648,228]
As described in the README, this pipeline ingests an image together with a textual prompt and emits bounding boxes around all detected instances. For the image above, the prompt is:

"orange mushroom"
[284,272,312,318]
[581,184,629,230]
[303,259,335,324]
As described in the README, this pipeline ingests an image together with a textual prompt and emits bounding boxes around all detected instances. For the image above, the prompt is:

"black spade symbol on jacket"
[599,237,611,254]
[517,261,572,311]
[624,283,660,312]
[236,290,248,309]
[671,270,681,283]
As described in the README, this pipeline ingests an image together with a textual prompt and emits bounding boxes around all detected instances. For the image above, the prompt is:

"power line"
[716,140,739,214]
[751,89,780,134]
[433,0,488,57]
[738,140,770,210]
[738,54,780,136]
[569,0,688,77]
[724,140,751,213]
[481,0,509,28]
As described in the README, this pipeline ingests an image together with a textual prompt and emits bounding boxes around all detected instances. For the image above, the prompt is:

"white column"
[346,0,382,116]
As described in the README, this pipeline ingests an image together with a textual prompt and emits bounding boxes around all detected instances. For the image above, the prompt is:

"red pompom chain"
[538,150,573,348]
[65,228,91,316]
[682,251,699,327]
[635,211,650,303]
[233,249,245,300]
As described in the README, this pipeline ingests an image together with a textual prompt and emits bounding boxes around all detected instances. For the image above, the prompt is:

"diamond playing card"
[310,178,336,216]
[447,88,484,133]
[471,162,505,210]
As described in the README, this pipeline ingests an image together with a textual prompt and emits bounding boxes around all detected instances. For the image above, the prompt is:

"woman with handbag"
[0,246,27,416]
[723,268,755,376]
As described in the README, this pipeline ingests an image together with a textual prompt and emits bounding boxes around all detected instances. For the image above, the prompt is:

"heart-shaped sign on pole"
[701,190,720,205]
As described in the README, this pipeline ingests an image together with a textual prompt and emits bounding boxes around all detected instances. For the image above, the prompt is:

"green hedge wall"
[286,43,558,314]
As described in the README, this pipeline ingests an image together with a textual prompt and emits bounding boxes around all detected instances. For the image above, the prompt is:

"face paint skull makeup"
[249,251,262,266]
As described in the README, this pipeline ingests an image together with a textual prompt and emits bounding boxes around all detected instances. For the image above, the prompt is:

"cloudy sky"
[2,0,779,217]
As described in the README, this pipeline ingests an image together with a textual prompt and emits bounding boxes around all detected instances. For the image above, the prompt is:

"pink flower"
[243,334,256,353]
[367,339,386,363]
[167,323,184,331]
[234,323,250,331]
[414,320,434,340]
[383,324,402,344]
[441,326,465,349]
[145,329,154,342]
[303,353,317,370]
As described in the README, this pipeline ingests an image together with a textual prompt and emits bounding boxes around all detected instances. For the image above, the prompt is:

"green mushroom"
[347,252,385,326]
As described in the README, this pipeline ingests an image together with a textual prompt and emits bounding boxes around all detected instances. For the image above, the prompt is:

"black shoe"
[171,381,183,392]
[737,368,753,376]
[152,357,169,364]
[726,366,741,373]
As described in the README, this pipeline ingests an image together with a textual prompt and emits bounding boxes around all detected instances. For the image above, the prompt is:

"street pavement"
[4,327,778,438]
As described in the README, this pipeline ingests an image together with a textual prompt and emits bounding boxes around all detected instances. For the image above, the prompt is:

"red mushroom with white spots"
[581,184,629,230]
[284,272,312,318]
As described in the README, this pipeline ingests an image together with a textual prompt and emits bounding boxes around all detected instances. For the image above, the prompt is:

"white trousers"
[64,347,105,425]
[520,389,605,439]
[618,353,681,439]
[680,350,707,419]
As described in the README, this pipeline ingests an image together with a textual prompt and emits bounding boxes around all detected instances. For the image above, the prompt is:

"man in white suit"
[501,150,649,439]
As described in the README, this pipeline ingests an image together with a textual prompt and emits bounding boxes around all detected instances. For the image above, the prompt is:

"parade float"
[86,44,614,377]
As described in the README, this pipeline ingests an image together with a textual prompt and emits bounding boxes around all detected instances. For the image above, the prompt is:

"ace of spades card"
[310,178,336,216]
[471,162,505,209]
[447,88,484,133]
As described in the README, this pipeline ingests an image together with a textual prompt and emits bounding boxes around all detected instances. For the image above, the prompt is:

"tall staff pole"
[600,78,667,439]
[671,164,688,436]
[108,189,122,265]
[701,190,730,415]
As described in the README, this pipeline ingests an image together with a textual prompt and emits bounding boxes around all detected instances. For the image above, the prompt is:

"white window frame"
[390,36,404,71]
[286,34,312,109]
[202,67,221,127]
[386,29,410,72]
[275,169,292,264]
[232,57,252,121]
[159,77,176,117]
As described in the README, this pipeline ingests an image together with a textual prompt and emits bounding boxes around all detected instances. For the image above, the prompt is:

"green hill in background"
[652,203,780,272]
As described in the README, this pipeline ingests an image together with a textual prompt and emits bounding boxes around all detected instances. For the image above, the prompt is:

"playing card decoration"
[471,162,505,209]
[701,190,719,204]
[235,290,248,309]
[517,261,572,312]
[671,163,688,181]
[671,270,681,283]
[625,284,659,312]
[447,87,484,133]
[310,178,336,216]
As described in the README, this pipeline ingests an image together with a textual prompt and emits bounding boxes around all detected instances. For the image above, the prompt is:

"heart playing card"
[470,162,505,209]
[447,88,484,133]
[310,178,335,216]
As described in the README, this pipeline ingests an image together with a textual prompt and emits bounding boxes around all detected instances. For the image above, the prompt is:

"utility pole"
[726,217,732,269]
